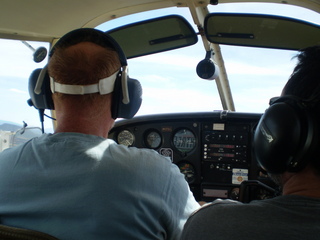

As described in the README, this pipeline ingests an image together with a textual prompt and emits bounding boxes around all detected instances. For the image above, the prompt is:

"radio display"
[209,144,235,149]
[210,152,235,158]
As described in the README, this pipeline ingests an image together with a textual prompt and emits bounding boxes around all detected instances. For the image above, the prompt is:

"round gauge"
[145,130,162,149]
[173,129,196,153]
[177,162,196,184]
[117,130,135,147]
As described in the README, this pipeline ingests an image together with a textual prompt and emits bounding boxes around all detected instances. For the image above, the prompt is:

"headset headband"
[50,71,119,95]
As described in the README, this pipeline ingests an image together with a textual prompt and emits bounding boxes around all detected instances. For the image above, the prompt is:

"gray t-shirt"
[181,195,320,240]
[0,133,199,240]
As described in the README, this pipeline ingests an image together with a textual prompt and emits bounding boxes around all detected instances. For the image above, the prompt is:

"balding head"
[49,42,120,86]
[47,29,126,136]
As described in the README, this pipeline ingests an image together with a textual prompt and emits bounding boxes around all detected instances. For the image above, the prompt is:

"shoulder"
[184,199,244,225]
[180,199,243,239]
[181,199,251,238]
[192,199,243,215]
[0,133,46,157]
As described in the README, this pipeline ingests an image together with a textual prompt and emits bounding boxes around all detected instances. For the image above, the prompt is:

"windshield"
[0,2,319,135]
[97,2,320,115]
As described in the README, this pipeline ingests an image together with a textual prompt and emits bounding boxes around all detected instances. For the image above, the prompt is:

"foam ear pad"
[111,75,142,119]
[253,96,317,174]
[28,68,54,110]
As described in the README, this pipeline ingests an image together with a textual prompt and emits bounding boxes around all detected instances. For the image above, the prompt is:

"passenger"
[0,28,200,240]
[180,45,320,240]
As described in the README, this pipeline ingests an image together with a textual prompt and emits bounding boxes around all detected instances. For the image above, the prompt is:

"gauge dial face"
[145,130,162,149]
[173,129,196,153]
[117,130,134,146]
[178,162,196,183]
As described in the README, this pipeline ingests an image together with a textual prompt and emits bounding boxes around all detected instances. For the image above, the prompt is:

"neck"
[54,115,114,138]
[53,96,114,138]
[282,165,320,198]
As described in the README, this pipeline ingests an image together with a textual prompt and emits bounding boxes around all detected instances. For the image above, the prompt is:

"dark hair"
[282,45,320,174]
[283,45,320,103]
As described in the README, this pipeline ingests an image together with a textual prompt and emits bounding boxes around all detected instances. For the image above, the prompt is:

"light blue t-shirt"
[0,133,199,240]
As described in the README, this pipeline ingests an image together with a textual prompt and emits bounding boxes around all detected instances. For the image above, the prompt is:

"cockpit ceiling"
[1,0,320,42]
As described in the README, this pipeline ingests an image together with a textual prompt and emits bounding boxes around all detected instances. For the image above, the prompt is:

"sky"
[0,2,320,132]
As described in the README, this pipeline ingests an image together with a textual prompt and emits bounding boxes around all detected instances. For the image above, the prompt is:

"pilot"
[0,28,200,240]
[180,45,320,240]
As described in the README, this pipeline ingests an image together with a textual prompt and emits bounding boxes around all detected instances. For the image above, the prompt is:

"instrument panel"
[109,111,275,202]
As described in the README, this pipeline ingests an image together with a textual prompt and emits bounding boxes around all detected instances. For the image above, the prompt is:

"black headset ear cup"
[253,96,317,174]
[28,68,54,110]
[111,76,142,119]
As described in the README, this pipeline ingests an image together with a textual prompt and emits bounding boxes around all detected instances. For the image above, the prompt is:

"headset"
[253,95,319,174]
[28,28,142,119]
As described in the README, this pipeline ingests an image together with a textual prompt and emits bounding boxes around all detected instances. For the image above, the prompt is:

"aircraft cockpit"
[0,2,320,238]
[1,1,320,204]
[105,10,320,203]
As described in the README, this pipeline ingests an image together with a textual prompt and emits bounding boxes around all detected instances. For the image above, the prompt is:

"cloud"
[136,85,222,116]
[10,88,27,94]
[225,61,293,76]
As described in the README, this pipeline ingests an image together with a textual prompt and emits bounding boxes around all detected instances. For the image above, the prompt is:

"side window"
[0,39,51,152]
